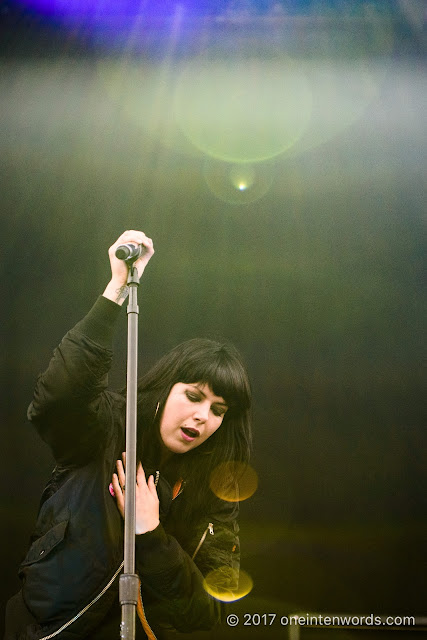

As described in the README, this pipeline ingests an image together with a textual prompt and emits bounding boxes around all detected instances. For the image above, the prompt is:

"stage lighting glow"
[281,13,394,158]
[12,0,205,48]
[203,567,253,602]
[203,159,273,204]
[284,60,389,159]
[98,60,201,158]
[210,462,258,502]
[174,55,312,163]
[230,164,255,191]
[14,0,203,21]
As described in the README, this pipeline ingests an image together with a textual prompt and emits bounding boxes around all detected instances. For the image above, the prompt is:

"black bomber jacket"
[7,297,240,640]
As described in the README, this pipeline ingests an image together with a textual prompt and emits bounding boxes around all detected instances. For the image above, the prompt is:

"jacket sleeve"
[27,296,123,466]
[135,500,240,633]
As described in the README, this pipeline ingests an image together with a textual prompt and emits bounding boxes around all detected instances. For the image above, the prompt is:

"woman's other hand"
[103,230,155,305]
[111,454,160,535]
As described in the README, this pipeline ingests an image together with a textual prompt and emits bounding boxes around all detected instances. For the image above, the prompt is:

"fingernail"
[109,482,116,497]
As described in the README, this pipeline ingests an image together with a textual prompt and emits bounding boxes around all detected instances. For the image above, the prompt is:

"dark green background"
[1,3,426,638]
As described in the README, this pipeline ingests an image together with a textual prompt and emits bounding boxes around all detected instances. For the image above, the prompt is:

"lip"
[180,427,200,442]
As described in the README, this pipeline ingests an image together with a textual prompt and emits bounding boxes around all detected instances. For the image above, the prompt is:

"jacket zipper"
[37,561,124,640]
[191,522,214,560]
[37,471,191,640]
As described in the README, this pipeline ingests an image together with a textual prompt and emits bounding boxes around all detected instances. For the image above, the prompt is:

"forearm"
[136,524,222,631]
[102,279,129,306]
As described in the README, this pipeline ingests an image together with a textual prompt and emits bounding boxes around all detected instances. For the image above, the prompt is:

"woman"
[5,231,252,640]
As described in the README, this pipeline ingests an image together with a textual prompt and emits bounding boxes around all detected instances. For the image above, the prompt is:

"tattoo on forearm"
[115,285,129,303]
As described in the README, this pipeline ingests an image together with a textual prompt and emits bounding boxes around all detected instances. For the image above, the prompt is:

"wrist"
[102,280,129,306]
[136,519,160,535]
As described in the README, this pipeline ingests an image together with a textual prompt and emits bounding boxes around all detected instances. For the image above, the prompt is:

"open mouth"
[181,427,199,441]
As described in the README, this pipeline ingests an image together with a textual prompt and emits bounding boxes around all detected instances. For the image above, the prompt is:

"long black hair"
[134,338,252,513]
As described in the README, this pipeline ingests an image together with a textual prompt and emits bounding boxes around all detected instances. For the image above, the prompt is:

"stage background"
[1,1,425,638]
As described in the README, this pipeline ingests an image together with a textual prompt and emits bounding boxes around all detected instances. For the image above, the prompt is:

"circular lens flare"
[230,164,255,191]
[175,55,312,163]
[210,462,258,502]
[203,159,274,205]
[203,567,253,602]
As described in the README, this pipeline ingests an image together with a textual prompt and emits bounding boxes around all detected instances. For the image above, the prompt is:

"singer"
[4,230,252,640]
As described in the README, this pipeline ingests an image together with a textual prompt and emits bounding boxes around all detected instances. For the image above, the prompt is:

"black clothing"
[5,297,240,640]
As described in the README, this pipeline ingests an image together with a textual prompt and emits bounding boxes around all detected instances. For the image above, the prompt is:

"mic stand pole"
[119,262,140,640]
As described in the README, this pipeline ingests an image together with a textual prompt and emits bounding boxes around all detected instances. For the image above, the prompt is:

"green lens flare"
[203,159,274,205]
[230,164,255,190]
[174,56,312,163]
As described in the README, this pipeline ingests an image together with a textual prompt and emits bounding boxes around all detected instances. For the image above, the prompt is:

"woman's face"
[159,382,228,455]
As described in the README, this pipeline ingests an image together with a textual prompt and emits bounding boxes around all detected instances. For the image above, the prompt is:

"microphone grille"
[115,245,132,260]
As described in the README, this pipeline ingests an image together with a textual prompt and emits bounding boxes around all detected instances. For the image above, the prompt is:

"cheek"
[205,418,223,439]
[161,397,183,421]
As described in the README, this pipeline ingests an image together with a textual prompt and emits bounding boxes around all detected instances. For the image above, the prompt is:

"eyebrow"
[190,384,228,408]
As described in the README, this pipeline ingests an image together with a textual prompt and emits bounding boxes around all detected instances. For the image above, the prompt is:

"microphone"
[115,243,145,261]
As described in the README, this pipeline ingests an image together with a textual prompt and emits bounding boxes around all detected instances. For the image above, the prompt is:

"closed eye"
[185,391,227,417]
[212,405,227,418]
[185,391,201,403]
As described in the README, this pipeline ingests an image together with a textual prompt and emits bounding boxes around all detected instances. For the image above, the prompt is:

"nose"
[193,400,210,422]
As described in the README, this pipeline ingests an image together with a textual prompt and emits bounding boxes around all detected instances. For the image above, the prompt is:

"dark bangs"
[164,338,251,414]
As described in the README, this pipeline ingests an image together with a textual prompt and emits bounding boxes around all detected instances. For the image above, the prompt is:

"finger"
[136,462,147,487]
[147,474,158,496]
[135,239,154,263]
[109,232,153,257]
[116,459,126,490]
[112,472,122,495]
[115,231,153,251]
[122,451,126,468]
[134,232,153,249]
[121,232,154,259]
[114,230,145,244]
[111,473,124,517]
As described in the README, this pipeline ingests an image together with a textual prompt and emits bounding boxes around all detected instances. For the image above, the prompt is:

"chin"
[175,441,200,455]
[164,442,190,455]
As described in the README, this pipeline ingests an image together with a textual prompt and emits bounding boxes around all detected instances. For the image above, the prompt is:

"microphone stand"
[119,261,140,640]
